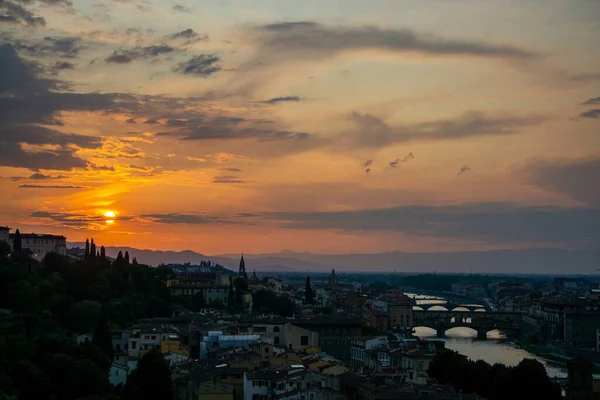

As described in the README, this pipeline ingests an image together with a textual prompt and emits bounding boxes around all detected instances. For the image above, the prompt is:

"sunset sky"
[1,0,599,255]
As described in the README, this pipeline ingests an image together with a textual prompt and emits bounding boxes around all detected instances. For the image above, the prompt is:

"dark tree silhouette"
[92,306,113,360]
[116,251,124,265]
[124,350,173,400]
[100,245,106,260]
[124,251,130,265]
[132,257,138,265]
[84,239,90,259]
[305,276,314,304]
[13,229,21,254]
[89,239,96,259]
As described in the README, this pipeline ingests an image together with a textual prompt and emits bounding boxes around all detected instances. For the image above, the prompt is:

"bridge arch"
[426,305,448,311]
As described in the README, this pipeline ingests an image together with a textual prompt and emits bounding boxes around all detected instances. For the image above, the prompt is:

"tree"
[92,306,113,360]
[125,350,173,400]
[100,245,106,260]
[305,276,314,305]
[12,230,21,254]
[124,251,130,265]
[89,239,96,259]
[84,239,90,259]
[65,300,101,333]
[116,251,124,265]
[0,240,11,258]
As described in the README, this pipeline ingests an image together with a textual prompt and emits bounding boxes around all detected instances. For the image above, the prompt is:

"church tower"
[239,254,248,279]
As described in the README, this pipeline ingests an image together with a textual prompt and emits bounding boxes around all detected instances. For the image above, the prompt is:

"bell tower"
[239,254,248,279]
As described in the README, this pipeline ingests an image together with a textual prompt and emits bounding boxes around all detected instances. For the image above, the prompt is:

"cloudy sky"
[1,0,599,254]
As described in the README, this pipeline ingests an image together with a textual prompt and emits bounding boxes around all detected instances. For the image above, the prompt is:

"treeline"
[428,350,562,400]
[0,250,177,400]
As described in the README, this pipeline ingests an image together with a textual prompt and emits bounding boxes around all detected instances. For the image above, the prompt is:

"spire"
[239,253,246,278]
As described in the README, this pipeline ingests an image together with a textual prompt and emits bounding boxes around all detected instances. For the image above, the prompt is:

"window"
[264,348,269,353]
[301,336,308,346]
[221,385,228,391]
[116,344,121,350]
[115,370,119,376]
[273,326,280,333]
[254,326,267,333]
[151,335,156,340]
[274,336,280,345]
[205,385,212,391]
[131,342,137,350]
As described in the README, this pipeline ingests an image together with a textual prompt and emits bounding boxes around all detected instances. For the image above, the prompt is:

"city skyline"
[1,0,599,255]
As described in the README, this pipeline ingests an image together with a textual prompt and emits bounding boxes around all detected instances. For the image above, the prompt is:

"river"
[407,293,568,379]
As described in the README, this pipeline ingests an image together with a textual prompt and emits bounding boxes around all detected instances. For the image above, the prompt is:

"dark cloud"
[173,54,222,77]
[157,115,310,142]
[172,4,189,12]
[105,45,175,63]
[578,109,600,119]
[0,1,46,27]
[31,210,122,229]
[54,61,74,70]
[362,159,373,168]
[346,111,544,148]
[457,165,471,176]
[250,22,538,65]
[212,176,247,184]
[264,96,302,104]
[165,29,208,44]
[515,157,600,205]
[218,167,242,172]
[88,164,115,171]
[11,173,65,181]
[19,184,84,189]
[141,213,220,224]
[17,36,81,58]
[242,203,600,245]
[581,96,600,106]
[388,152,414,168]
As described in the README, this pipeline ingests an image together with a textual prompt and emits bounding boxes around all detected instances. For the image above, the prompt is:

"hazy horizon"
[1,1,599,259]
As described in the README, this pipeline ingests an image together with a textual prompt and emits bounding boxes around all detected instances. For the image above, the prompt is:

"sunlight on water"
[413,324,568,378]
[426,305,449,311]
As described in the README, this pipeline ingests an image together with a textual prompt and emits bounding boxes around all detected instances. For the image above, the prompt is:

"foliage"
[92,305,114,360]
[428,350,562,400]
[0,249,176,400]
[252,290,297,317]
[123,350,173,400]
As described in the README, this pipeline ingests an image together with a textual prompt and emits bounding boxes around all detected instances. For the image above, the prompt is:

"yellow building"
[196,378,235,400]
[161,339,191,357]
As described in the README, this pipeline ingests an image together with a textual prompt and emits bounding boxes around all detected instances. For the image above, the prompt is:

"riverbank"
[512,340,600,374]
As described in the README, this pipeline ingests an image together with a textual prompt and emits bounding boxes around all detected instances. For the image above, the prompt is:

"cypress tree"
[92,306,113,360]
[13,229,21,254]
[132,257,138,265]
[84,238,90,259]
[100,245,106,260]
[305,276,314,305]
[90,239,96,259]
[124,251,130,265]
[116,251,124,264]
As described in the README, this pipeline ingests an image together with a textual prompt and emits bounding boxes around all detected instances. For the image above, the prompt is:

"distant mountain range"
[68,243,600,274]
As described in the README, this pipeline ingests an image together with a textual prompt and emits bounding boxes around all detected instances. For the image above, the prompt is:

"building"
[169,283,230,305]
[8,232,67,259]
[597,328,600,352]
[564,311,600,349]
[0,226,9,244]
[291,317,363,363]
[349,336,388,371]
[237,319,319,350]
[386,290,414,331]
[243,367,309,400]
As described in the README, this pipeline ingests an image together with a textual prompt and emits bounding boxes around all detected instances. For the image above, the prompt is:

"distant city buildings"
[0,225,67,259]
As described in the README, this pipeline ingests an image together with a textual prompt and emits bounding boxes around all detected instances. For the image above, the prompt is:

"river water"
[407,293,568,379]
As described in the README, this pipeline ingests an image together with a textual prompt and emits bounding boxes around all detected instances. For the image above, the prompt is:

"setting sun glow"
[104,211,116,218]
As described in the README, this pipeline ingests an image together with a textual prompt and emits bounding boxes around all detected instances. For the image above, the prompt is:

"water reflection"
[414,323,567,378]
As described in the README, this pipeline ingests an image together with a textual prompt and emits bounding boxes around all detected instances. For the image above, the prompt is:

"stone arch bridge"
[413,310,522,340]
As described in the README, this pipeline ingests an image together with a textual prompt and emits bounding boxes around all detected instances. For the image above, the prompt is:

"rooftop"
[9,233,66,239]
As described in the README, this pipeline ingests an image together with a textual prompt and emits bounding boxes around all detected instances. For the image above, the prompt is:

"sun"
[104,211,116,218]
